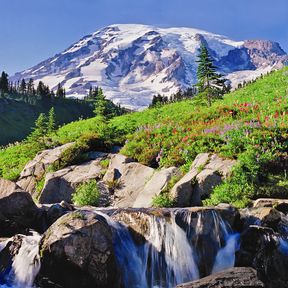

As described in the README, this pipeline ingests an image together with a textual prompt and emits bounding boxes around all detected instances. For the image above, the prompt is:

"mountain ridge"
[12,24,288,110]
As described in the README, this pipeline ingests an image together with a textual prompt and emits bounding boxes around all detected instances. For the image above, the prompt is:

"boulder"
[111,162,155,208]
[239,207,282,231]
[0,179,41,236]
[17,143,73,196]
[39,156,108,204]
[39,210,116,288]
[102,154,134,183]
[176,267,265,288]
[132,167,179,208]
[170,153,236,207]
[236,225,288,287]
[253,198,288,214]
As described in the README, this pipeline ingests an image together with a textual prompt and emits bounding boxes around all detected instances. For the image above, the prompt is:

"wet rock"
[237,225,288,288]
[253,198,288,214]
[17,143,73,196]
[0,179,41,236]
[176,267,265,287]
[239,207,282,231]
[39,210,116,288]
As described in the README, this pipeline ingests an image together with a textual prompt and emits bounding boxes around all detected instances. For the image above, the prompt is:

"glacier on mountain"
[12,24,288,110]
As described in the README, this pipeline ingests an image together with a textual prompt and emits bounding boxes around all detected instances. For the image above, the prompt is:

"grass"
[1,68,288,207]
[72,180,100,206]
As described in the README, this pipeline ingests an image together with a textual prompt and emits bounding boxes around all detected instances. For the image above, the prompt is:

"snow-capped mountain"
[12,24,288,110]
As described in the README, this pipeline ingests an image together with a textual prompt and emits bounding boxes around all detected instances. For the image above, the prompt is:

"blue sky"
[1,0,287,74]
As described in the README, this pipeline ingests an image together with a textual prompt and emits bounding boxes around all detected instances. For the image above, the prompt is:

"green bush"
[72,179,100,206]
[52,132,108,170]
[204,146,274,208]
[152,193,174,208]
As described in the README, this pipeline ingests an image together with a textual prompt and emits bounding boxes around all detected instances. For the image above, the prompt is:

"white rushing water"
[0,232,41,288]
[97,209,239,288]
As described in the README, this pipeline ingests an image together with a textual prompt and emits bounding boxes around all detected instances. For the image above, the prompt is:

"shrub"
[52,133,108,170]
[72,179,100,206]
[152,193,174,208]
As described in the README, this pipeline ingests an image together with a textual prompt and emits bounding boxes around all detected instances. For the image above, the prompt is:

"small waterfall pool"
[98,209,240,288]
[0,232,41,288]
[0,209,243,288]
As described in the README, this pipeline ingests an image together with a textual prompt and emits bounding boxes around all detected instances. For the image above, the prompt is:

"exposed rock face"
[176,267,265,288]
[170,153,236,207]
[0,179,40,236]
[39,210,116,288]
[244,40,287,68]
[132,167,179,208]
[17,143,73,196]
[39,154,108,204]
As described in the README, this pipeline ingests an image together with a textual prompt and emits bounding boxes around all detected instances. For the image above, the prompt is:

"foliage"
[196,45,228,106]
[0,68,287,208]
[152,193,174,208]
[72,179,100,206]
[51,132,107,170]
[47,107,57,134]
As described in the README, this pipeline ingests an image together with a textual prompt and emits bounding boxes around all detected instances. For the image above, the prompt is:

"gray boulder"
[111,162,155,208]
[170,153,236,207]
[39,155,108,204]
[0,179,40,236]
[133,167,179,208]
[17,143,73,196]
[39,210,116,288]
[176,267,265,288]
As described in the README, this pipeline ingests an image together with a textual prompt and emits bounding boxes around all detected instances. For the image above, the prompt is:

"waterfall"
[0,232,41,288]
[97,209,238,288]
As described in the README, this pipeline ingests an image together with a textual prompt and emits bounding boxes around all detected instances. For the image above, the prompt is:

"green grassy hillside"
[0,96,94,146]
[1,67,288,207]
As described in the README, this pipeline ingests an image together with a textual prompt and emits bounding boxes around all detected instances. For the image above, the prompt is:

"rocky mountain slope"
[12,24,288,110]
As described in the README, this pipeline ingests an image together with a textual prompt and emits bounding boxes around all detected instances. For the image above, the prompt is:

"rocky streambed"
[0,182,288,287]
[0,146,288,287]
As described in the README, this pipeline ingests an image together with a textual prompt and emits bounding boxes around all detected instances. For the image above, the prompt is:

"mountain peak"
[12,24,288,110]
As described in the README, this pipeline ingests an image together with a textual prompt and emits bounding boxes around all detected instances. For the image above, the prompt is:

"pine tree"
[28,113,47,143]
[94,88,107,118]
[20,79,27,95]
[56,83,65,98]
[27,79,35,95]
[0,71,9,95]
[196,45,226,106]
[47,107,57,134]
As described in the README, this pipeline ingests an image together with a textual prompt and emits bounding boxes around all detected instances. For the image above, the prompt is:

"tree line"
[0,72,66,99]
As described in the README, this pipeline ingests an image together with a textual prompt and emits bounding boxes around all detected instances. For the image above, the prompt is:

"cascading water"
[97,209,239,288]
[0,232,41,288]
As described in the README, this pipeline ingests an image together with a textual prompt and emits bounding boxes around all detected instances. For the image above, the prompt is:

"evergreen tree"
[47,107,57,134]
[0,71,9,95]
[94,88,107,118]
[196,45,226,106]
[28,113,47,142]
[27,79,35,95]
[56,83,65,98]
[20,79,27,94]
